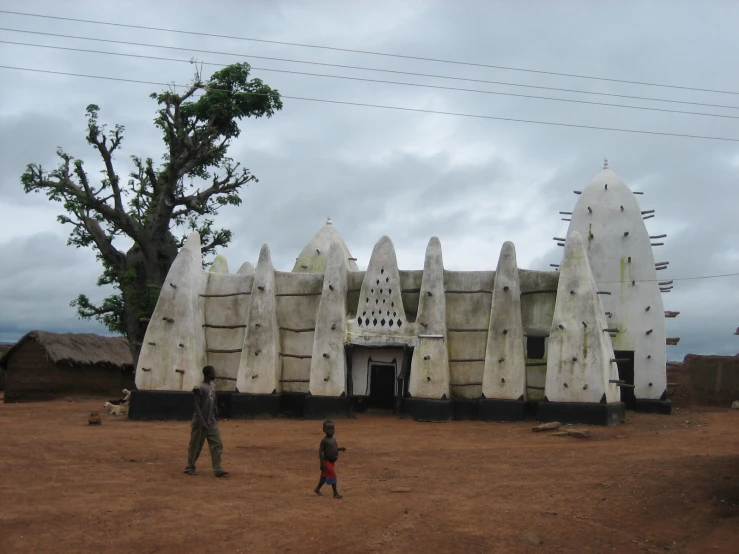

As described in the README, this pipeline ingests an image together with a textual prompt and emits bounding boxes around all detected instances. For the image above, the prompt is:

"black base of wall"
[633,398,672,415]
[128,391,641,426]
[281,392,307,418]
[453,398,479,420]
[303,395,350,420]
[129,390,234,421]
[231,393,282,419]
[216,391,233,420]
[404,397,453,422]
[129,390,192,420]
[478,398,527,422]
[352,396,369,413]
[537,401,626,427]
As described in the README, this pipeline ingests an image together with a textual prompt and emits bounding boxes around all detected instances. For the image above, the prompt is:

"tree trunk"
[123,233,179,369]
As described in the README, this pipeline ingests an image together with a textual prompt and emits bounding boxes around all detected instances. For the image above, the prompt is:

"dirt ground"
[1,395,738,554]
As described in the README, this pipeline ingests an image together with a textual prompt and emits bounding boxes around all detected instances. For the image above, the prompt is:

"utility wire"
[2,9,738,96]
[2,27,739,112]
[3,64,739,144]
[4,38,739,122]
[595,272,739,284]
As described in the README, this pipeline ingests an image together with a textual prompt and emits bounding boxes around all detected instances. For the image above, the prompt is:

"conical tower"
[292,218,359,273]
[560,159,671,414]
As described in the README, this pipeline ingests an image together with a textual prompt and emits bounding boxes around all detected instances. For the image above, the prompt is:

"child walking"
[314,420,346,498]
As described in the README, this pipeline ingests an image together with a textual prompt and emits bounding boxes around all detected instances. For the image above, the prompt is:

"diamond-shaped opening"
[386,277,389,283]
[376,299,379,304]
[363,311,366,316]
[388,319,394,327]
[357,317,362,325]
[381,268,384,274]
[373,318,378,326]
[393,311,397,316]
[387,311,390,316]
[397,320,403,328]
[381,318,386,326]
[365,318,370,325]
[380,289,383,294]
[383,299,386,304]
[376,279,380,285]
[391,302,395,307]
[389,288,392,294]
[366,297,369,303]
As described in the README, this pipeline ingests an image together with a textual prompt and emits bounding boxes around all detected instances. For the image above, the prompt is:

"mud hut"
[0,331,134,402]
[682,353,739,404]
[0,344,12,390]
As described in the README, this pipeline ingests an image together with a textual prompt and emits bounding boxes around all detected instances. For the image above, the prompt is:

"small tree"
[22,63,282,364]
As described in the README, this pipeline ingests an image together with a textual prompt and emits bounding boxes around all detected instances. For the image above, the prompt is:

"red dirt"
[1,395,738,553]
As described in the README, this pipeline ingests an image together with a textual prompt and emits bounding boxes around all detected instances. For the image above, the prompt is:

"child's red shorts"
[320,460,337,484]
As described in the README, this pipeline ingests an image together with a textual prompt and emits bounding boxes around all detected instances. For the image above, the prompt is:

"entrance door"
[614,350,636,409]
[368,364,396,410]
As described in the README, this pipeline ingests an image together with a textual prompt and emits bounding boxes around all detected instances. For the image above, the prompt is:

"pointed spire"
[209,255,229,274]
[293,218,357,273]
[309,242,349,396]
[237,244,281,394]
[544,231,618,404]
[481,241,526,402]
[356,236,406,332]
[408,237,450,400]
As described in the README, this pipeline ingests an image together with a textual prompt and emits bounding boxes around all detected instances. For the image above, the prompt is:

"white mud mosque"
[130,161,676,425]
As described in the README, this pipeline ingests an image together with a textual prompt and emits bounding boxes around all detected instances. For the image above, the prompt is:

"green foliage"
[21,63,283,340]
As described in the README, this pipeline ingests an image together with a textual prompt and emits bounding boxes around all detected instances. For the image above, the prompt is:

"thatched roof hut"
[0,331,134,402]
[0,344,11,389]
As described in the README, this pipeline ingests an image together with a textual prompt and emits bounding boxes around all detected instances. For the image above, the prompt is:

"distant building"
[682,353,739,404]
[0,331,133,402]
[0,344,12,390]
[132,162,674,425]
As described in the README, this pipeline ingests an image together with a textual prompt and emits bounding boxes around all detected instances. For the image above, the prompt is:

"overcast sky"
[0,0,737,360]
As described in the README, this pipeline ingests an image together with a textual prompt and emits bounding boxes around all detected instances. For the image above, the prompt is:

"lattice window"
[356,265,405,330]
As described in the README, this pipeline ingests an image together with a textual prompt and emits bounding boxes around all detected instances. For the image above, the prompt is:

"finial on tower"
[326,217,332,226]
[603,157,609,169]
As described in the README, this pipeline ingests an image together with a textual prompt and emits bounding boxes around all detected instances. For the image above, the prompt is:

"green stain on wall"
[620,257,626,283]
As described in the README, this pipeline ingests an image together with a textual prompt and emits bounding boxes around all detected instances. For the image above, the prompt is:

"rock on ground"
[532,422,561,432]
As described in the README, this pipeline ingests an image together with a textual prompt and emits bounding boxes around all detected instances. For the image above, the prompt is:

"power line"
[595,272,739,284]
[3,64,739,144]
[2,9,738,96]
[3,27,739,113]
[5,39,739,123]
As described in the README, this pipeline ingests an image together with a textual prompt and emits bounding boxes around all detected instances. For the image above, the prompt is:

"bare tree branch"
[82,216,126,270]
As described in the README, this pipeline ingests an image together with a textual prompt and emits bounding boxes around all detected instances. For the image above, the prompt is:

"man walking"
[184,365,229,477]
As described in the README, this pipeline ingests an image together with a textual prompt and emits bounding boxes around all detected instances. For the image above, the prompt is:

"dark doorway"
[369,364,396,410]
[614,350,635,409]
[526,336,546,359]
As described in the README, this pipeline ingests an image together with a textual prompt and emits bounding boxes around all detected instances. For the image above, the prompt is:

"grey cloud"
[0,232,113,342]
